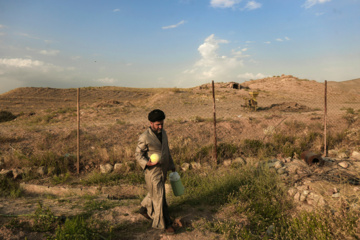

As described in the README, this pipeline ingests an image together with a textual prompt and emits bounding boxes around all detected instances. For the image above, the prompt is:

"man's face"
[150,120,164,133]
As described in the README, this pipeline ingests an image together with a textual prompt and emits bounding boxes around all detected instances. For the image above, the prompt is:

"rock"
[12,169,22,180]
[338,161,349,169]
[274,161,284,169]
[351,151,360,160]
[299,192,307,202]
[287,165,299,174]
[0,169,13,178]
[277,167,287,175]
[37,166,48,176]
[233,157,246,165]
[114,163,124,171]
[337,152,348,159]
[332,193,341,198]
[294,192,300,201]
[100,164,113,174]
[190,162,201,170]
[181,163,190,171]
[266,159,279,168]
[288,188,297,197]
[307,193,325,206]
[297,185,309,191]
[223,159,232,167]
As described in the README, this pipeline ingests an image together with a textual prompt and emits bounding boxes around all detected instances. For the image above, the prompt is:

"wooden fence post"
[212,81,218,165]
[77,88,80,174]
[324,80,327,157]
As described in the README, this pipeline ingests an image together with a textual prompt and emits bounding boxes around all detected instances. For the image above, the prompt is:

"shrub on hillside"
[0,110,17,122]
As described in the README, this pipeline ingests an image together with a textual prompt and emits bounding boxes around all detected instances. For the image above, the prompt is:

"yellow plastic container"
[169,172,185,196]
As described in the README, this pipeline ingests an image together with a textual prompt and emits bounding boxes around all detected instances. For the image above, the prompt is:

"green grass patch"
[173,165,293,238]
[0,174,23,198]
[51,216,107,240]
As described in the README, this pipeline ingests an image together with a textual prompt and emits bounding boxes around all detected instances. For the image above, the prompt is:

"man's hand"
[146,159,158,167]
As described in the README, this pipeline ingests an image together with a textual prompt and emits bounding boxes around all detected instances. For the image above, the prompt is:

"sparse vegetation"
[0,81,359,239]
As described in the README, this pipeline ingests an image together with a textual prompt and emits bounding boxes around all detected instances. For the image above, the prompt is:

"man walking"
[135,109,176,234]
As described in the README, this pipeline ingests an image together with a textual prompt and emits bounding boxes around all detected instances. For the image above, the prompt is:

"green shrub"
[32,202,58,232]
[0,174,23,198]
[52,216,105,240]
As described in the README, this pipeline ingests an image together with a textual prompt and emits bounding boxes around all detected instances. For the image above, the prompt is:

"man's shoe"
[138,207,151,220]
[165,226,175,235]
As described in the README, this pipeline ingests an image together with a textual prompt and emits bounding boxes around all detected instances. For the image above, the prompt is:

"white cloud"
[0,24,6,29]
[113,8,120,12]
[40,49,60,56]
[284,36,290,41]
[264,41,271,44]
[243,1,262,10]
[0,58,46,68]
[237,72,267,80]
[184,34,244,81]
[315,12,325,16]
[0,58,63,74]
[162,20,186,30]
[210,0,241,8]
[97,77,116,84]
[276,38,283,42]
[231,48,250,58]
[303,0,331,9]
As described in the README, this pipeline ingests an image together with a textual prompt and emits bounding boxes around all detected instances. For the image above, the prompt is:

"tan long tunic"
[135,128,175,229]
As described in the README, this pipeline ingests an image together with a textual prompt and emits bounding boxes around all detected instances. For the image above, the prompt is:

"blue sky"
[0,0,359,94]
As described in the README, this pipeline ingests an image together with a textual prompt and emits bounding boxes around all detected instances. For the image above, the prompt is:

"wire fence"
[119,80,360,164]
